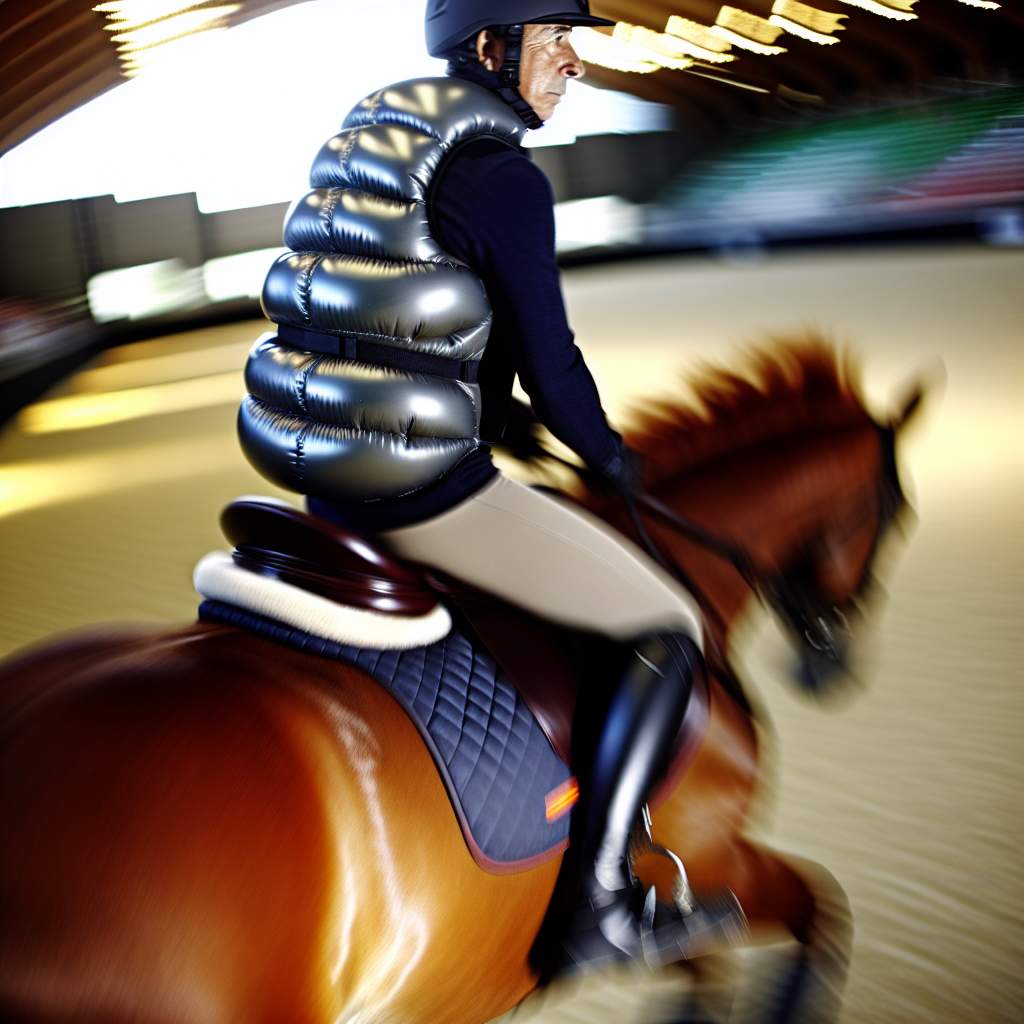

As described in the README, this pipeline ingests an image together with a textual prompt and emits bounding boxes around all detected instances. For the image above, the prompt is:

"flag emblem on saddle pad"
[546,777,580,822]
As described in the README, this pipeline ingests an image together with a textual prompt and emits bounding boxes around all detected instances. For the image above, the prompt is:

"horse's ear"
[890,376,932,433]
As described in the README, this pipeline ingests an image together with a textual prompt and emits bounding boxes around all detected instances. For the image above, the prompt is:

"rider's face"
[476,24,584,123]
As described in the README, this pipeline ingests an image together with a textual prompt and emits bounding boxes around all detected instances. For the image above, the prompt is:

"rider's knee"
[626,629,704,683]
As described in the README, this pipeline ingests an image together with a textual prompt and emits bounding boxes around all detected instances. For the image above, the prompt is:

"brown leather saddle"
[220,497,708,790]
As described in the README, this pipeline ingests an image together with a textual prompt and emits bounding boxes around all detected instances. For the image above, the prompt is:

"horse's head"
[762,382,925,696]
[497,343,926,701]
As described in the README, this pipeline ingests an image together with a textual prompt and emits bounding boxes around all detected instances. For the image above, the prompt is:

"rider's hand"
[497,398,548,465]
[595,435,644,495]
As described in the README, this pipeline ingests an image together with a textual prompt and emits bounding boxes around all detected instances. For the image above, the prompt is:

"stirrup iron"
[628,804,696,917]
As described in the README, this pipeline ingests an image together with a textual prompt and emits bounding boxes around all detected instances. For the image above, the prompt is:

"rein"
[629,490,762,592]
[513,415,894,678]
[615,484,764,702]
[536,446,771,642]
[543,448,765,588]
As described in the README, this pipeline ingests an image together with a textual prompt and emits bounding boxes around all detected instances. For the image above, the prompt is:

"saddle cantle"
[194,498,709,873]
[194,497,452,650]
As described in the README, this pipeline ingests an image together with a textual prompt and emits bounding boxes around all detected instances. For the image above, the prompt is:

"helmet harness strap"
[495,24,544,131]
[447,23,544,131]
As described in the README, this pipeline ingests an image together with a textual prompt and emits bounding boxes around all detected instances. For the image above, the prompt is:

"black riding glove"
[595,434,643,494]
[496,398,548,465]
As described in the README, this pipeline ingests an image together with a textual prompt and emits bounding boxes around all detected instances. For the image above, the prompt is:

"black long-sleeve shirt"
[309,137,618,532]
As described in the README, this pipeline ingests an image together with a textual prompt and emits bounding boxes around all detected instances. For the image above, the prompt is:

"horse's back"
[0,623,346,1019]
[0,623,556,1023]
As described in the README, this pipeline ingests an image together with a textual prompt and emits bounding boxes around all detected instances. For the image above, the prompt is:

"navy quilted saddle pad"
[199,599,573,872]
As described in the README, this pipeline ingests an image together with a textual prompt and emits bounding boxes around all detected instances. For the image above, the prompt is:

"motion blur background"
[0,1,1020,1021]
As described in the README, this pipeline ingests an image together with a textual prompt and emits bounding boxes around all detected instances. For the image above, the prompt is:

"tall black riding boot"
[560,631,746,972]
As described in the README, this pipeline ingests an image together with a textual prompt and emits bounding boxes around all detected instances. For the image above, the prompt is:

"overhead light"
[684,67,772,94]
[711,6,788,55]
[770,0,847,45]
[95,1,242,76]
[614,22,730,67]
[572,27,662,73]
[111,5,240,51]
[956,0,1000,7]
[836,0,918,19]
[663,16,737,62]
[96,1,210,31]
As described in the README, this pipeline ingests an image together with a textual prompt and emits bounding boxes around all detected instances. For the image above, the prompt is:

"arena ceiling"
[0,0,1021,155]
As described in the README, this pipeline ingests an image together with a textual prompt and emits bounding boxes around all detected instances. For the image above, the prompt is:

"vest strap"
[276,323,481,383]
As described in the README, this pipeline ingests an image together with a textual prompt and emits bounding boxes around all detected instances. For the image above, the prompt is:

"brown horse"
[0,344,921,1024]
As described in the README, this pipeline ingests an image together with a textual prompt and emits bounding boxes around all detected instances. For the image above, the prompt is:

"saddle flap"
[422,570,582,765]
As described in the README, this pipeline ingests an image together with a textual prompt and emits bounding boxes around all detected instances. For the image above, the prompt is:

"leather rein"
[546,444,889,663]
[538,447,767,638]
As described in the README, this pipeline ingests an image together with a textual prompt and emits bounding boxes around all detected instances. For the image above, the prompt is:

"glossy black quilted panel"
[199,600,572,867]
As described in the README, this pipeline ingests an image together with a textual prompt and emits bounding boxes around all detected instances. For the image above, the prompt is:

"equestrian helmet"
[425,0,613,57]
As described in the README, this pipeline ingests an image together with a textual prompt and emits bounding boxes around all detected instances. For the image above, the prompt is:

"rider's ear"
[475,29,506,72]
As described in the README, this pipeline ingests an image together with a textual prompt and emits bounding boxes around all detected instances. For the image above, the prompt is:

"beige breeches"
[383,474,703,646]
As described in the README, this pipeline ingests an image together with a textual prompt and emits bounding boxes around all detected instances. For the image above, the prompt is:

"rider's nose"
[564,45,584,81]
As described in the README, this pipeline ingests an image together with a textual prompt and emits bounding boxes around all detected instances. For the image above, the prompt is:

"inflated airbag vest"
[239,78,526,502]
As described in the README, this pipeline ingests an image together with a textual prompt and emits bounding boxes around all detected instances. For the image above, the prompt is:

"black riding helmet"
[425,1,614,128]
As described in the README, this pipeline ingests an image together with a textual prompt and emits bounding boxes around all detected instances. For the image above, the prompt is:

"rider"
[240,0,743,970]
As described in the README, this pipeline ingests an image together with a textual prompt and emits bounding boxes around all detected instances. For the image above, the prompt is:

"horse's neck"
[653,424,880,624]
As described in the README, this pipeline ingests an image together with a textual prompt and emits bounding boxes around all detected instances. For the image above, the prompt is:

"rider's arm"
[434,143,620,472]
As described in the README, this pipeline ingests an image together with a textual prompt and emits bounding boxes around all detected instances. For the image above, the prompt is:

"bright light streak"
[87,259,203,321]
[0,435,252,520]
[710,25,787,55]
[570,27,662,74]
[836,0,917,20]
[610,24,700,70]
[769,15,843,44]
[202,247,286,302]
[554,194,641,252]
[715,5,788,51]
[95,1,206,29]
[1,3,444,212]
[771,0,847,43]
[1,4,671,213]
[69,340,247,394]
[956,0,1000,7]
[18,371,244,435]
[663,16,737,62]
[96,1,240,78]
[111,5,240,50]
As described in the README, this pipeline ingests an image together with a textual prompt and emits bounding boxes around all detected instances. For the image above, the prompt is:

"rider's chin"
[541,94,562,119]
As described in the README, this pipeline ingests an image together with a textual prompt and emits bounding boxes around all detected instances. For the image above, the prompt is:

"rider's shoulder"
[445,138,550,200]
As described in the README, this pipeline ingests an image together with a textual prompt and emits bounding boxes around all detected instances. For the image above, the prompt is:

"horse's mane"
[621,337,874,488]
